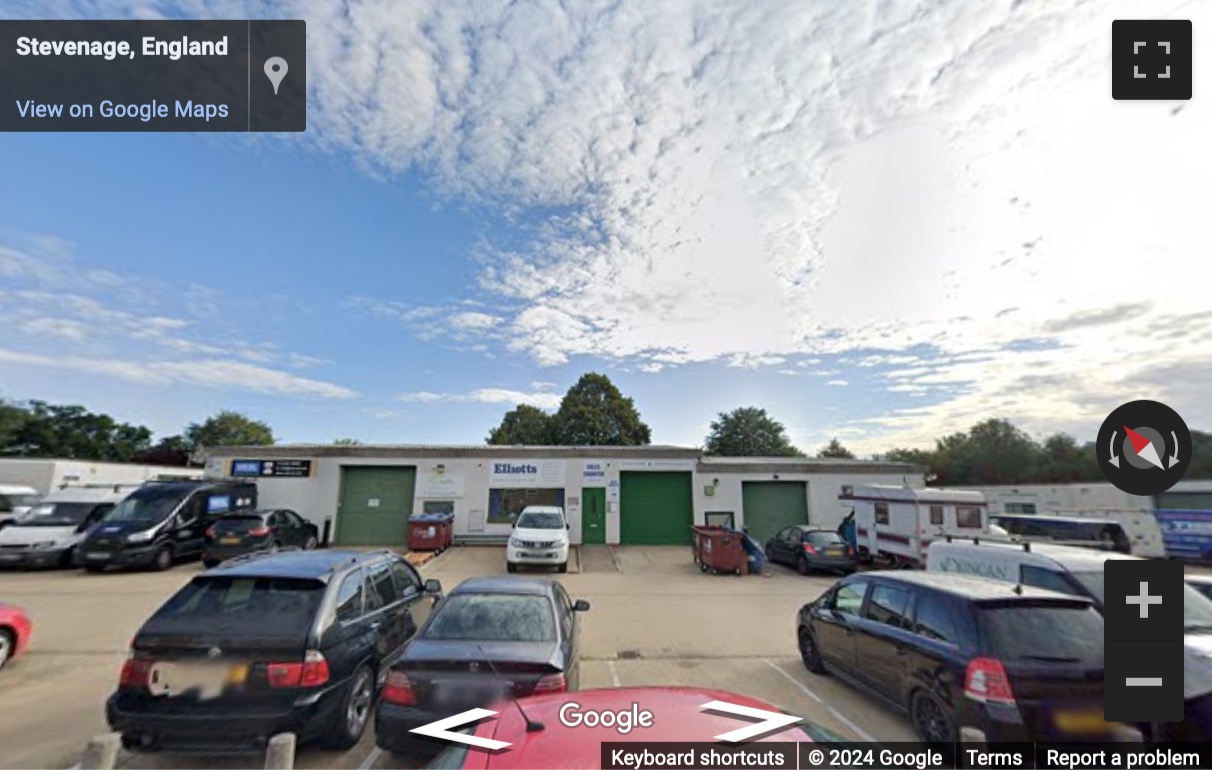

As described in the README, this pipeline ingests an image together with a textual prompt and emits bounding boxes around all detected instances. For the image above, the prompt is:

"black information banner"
[599,743,1212,770]
[230,459,312,478]
[0,20,305,131]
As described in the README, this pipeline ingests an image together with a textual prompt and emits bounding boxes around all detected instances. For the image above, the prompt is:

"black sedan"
[203,510,319,567]
[375,576,590,758]
[765,526,856,575]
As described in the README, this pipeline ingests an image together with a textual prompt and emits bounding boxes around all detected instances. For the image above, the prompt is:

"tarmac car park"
[5,542,1212,770]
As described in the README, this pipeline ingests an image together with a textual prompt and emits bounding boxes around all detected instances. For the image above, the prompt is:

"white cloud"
[531,381,558,391]
[0,347,358,399]
[19,317,88,341]
[449,311,501,331]
[396,387,562,410]
[826,380,849,387]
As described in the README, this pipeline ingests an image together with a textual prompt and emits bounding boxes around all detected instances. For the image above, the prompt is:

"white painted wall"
[0,459,202,495]
[206,454,926,546]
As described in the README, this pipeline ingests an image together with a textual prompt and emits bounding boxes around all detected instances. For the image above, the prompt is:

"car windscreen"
[7,494,40,508]
[17,502,97,527]
[515,512,564,529]
[805,531,845,546]
[978,603,1103,662]
[213,515,267,533]
[105,489,185,524]
[422,594,556,642]
[1180,583,1212,633]
[152,576,324,635]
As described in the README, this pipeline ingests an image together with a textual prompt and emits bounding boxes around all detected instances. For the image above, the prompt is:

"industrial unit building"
[200,445,926,547]
[0,458,203,496]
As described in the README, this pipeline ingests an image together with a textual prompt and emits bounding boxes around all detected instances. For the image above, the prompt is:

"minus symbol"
[1126,678,1164,686]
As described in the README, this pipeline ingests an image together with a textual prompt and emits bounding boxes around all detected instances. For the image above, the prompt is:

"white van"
[0,484,136,568]
[506,505,571,573]
[928,537,1212,705]
[0,484,41,528]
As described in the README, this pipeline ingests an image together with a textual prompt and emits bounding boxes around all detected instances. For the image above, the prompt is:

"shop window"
[705,511,735,528]
[423,500,455,515]
[488,488,565,524]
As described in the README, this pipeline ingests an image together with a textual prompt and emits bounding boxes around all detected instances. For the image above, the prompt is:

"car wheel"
[151,545,173,572]
[59,549,75,568]
[323,664,374,749]
[202,559,219,569]
[270,541,281,553]
[0,628,14,670]
[557,561,568,574]
[506,561,517,573]
[764,544,775,563]
[303,535,318,550]
[910,690,957,747]
[798,627,826,674]
[796,554,809,576]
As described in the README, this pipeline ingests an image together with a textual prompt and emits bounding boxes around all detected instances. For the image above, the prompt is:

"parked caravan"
[837,485,989,567]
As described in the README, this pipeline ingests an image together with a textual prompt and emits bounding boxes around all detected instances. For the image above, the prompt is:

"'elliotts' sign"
[489,460,566,488]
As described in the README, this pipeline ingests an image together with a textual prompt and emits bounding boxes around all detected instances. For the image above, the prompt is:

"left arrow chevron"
[409,708,512,750]
[701,700,802,742]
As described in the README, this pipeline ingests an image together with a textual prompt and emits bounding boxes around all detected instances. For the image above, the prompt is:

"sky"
[0,0,1209,456]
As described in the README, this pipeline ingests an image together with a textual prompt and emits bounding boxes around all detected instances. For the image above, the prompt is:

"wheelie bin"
[407,514,446,552]
[690,525,746,576]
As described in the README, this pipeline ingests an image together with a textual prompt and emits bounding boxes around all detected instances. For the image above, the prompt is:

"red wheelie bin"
[691,525,746,576]
[407,514,446,552]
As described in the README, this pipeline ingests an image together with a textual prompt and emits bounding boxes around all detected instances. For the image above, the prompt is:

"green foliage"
[704,407,801,457]
[486,404,555,445]
[333,437,362,446]
[131,435,193,467]
[6,400,152,462]
[184,411,274,448]
[552,373,652,446]
[817,438,855,459]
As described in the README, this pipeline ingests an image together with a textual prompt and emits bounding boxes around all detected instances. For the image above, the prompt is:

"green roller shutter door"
[620,471,694,545]
[336,466,416,546]
[742,481,809,544]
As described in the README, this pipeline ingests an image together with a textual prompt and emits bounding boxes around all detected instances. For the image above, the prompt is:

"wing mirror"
[573,599,591,612]
[424,579,442,594]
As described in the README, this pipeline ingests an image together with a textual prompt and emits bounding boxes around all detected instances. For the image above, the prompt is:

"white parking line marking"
[607,659,622,687]
[358,745,382,770]
[763,659,876,742]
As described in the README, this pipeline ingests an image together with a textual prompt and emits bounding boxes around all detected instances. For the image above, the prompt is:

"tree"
[7,401,152,461]
[551,373,652,446]
[704,407,800,457]
[0,400,29,451]
[185,411,274,448]
[817,438,855,459]
[1036,434,1100,483]
[131,435,194,467]
[486,404,555,445]
[333,438,362,446]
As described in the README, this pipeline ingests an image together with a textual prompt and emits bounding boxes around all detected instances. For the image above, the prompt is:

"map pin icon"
[264,57,288,95]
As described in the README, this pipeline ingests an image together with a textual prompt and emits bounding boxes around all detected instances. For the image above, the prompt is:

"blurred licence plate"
[148,661,248,698]
[1055,709,1109,734]
[436,681,502,707]
[825,548,843,556]
[85,552,111,560]
[220,536,240,544]
[0,553,21,562]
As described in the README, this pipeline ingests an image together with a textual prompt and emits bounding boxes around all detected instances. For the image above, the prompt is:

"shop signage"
[583,461,607,484]
[489,460,566,488]
[418,470,465,498]
[230,459,313,478]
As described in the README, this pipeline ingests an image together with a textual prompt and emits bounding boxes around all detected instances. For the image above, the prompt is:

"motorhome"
[837,484,989,567]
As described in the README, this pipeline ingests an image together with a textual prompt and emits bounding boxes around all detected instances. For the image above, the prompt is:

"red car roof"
[459,686,817,769]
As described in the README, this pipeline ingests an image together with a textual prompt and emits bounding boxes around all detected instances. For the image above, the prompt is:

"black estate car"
[203,509,320,567]
[797,571,1119,746]
[375,576,590,758]
[107,549,442,753]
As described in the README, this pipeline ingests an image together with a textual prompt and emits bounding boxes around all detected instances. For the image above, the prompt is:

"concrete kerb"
[264,732,297,769]
[78,733,121,770]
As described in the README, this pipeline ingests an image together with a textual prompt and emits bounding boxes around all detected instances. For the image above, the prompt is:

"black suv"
[77,480,257,572]
[797,572,1116,746]
[106,549,442,753]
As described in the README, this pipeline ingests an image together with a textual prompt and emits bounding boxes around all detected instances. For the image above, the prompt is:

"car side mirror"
[573,599,590,612]
[566,523,571,529]
[424,579,442,594]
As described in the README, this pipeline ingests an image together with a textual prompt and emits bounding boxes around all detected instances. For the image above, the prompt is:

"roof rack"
[56,482,141,491]
[216,547,304,567]
[943,534,1032,552]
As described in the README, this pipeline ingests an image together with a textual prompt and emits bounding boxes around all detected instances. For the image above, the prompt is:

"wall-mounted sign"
[489,460,566,488]
[230,459,314,478]
[417,470,465,498]
[607,479,620,503]
[582,461,606,484]
[617,459,695,471]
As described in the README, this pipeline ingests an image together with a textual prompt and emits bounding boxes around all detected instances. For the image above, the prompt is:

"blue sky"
[0,0,1209,454]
